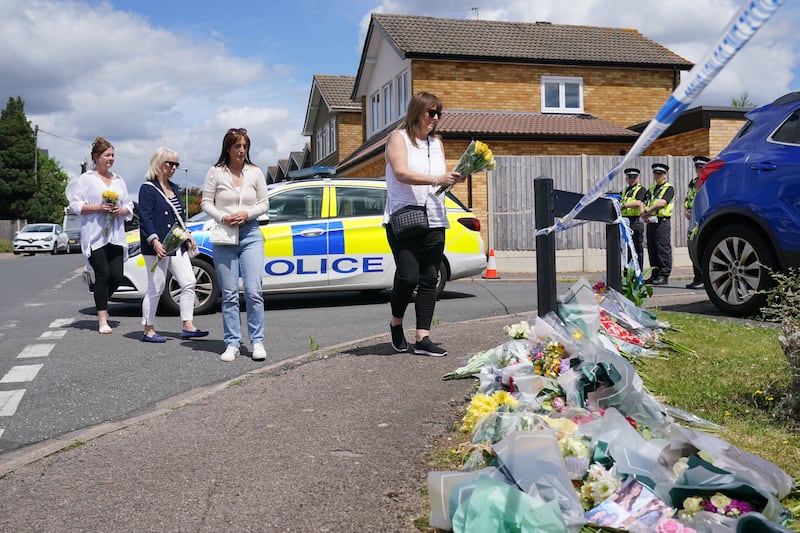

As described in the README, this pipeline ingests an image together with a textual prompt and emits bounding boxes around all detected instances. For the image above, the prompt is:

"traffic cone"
[482,249,501,279]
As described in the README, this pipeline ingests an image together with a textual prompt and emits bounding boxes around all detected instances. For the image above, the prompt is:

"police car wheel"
[160,257,219,315]
[435,262,448,298]
[701,224,775,317]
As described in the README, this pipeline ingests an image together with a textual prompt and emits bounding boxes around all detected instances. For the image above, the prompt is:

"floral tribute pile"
[429,280,795,533]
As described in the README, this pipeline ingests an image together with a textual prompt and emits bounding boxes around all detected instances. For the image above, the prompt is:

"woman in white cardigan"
[201,128,269,362]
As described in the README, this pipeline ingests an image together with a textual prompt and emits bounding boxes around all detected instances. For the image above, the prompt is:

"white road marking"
[49,318,75,328]
[39,330,67,339]
[0,390,26,416]
[0,429,4,439]
[0,364,44,383]
[17,344,55,359]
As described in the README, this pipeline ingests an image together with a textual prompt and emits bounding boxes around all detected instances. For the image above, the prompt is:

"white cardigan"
[201,164,269,223]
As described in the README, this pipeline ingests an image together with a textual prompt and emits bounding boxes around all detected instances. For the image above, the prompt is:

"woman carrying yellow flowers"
[66,137,134,334]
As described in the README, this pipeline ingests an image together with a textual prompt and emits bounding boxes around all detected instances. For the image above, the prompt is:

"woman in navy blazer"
[138,147,207,343]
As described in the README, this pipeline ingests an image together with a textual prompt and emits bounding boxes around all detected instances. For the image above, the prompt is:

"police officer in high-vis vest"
[620,167,648,270]
[643,162,675,285]
[684,156,710,289]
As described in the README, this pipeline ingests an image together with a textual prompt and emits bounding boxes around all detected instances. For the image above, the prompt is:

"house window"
[315,130,324,162]
[370,92,381,135]
[396,71,409,117]
[320,125,329,160]
[541,76,583,113]
[382,83,393,125]
[329,116,337,155]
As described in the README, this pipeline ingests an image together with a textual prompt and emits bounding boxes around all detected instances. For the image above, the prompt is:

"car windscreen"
[22,225,53,233]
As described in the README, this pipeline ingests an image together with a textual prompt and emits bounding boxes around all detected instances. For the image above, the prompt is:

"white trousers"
[142,248,196,325]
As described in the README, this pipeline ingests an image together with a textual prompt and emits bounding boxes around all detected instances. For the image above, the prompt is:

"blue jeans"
[212,221,265,347]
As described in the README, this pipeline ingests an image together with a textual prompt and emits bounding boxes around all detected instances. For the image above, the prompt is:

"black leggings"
[386,227,445,330]
[88,244,124,312]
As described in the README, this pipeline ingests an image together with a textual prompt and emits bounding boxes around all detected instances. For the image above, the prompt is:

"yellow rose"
[683,496,704,513]
[710,493,732,510]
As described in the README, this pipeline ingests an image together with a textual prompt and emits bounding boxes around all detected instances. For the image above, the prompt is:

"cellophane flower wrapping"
[429,278,795,533]
[101,189,119,237]
[434,139,496,195]
[150,225,192,272]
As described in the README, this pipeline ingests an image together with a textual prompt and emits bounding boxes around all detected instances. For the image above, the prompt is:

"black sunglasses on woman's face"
[165,161,180,169]
[426,109,442,119]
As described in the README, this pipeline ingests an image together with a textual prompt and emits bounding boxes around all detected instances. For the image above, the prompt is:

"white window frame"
[541,76,584,113]
[396,70,409,117]
[382,83,393,125]
[369,91,381,135]
[329,116,336,155]
[315,130,324,162]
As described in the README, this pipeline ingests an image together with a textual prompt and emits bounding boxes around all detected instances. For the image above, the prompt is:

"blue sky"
[1,0,798,197]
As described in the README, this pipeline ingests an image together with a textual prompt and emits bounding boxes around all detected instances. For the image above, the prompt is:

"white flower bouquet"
[150,226,192,272]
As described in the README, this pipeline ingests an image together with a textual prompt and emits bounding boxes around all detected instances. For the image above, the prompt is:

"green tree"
[731,91,755,108]
[0,96,37,218]
[24,153,68,223]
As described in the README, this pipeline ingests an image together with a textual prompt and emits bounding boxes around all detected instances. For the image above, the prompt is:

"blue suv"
[689,92,800,316]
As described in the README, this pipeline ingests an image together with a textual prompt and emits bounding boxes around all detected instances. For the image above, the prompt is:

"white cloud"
[0,0,307,194]
[2,0,797,197]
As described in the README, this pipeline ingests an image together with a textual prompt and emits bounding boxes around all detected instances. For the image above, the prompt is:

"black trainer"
[413,336,448,357]
[390,323,408,352]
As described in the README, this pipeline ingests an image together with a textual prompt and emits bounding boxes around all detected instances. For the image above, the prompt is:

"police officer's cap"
[693,156,711,168]
[651,163,669,173]
[623,168,640,177]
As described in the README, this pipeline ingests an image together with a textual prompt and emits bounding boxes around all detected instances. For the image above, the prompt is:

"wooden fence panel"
[490,155,693,252]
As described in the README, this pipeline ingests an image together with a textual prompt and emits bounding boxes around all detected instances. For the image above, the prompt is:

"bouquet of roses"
[435,140,496,195]
[101,189,120,237]
[150,225,192,272]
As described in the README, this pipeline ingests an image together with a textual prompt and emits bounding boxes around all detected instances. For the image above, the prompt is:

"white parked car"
[97,177,487,314]
[13,223,69,255]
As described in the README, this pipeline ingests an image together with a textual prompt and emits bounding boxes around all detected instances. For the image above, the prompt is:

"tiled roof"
[373,14,692,68]
[443,110,639,138]
[336,111,638,173]
[314,75,360,111]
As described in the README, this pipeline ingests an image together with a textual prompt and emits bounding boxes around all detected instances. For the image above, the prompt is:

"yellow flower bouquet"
[435,140,496,196]
[101,189,120,237]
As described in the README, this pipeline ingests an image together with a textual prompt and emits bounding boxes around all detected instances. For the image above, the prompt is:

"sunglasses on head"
[426,109,442,119]
[228,128,247,135]
[164,161,180,169]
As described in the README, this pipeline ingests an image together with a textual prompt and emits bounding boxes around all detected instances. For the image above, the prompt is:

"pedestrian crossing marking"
[17,344,55,359]
[40,330,67,339]
[0,390,26,416]
[1,364,44,383]
[49,318,74,328]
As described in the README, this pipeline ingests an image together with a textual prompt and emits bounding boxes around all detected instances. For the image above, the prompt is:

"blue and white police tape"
[536,0,784,237]
[610,199,642,281]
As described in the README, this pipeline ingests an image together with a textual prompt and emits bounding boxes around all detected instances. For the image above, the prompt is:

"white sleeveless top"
[383,130,449,229]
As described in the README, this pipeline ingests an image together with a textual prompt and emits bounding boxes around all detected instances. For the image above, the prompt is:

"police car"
[110,177,486,314]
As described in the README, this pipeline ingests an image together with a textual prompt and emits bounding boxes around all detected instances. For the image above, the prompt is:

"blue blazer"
[138,180,186,257]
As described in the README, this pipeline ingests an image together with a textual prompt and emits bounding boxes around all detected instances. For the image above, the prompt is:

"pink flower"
[657,518,696,533]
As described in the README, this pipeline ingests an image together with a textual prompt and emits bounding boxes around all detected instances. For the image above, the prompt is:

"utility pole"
[183,168,189,213]
[33,124,39,184]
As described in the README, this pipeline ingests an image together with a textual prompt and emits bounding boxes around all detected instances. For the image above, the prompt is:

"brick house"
[300,13,748,258]
[301,74,362,171]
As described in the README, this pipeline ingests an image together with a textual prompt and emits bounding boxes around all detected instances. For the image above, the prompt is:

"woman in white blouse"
[384,92,463,357]
[201,128,269,362]
[66,137,134,334]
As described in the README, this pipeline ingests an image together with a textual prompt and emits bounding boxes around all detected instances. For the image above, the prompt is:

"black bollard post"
[534,177,557,317]
[606,224,622,291]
